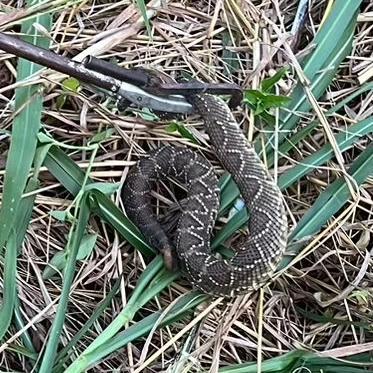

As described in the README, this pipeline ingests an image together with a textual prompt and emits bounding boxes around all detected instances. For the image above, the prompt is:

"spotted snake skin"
[122,94,287,297]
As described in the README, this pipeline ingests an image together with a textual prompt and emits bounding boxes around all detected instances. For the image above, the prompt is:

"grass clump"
[0,0,372,371]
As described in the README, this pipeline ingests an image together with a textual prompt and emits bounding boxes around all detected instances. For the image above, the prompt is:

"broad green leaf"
[256,94,291,114]
[261,67,288,92]
[76,233,98,260]
[244,89,290,121]
[57,78,81,109]
[136,107,159,121]
[50,210,71,222]
[88,128,115,145]
[42,250,67,279]
[42,233,98,280]
[62,77,80,92]
[84,182,120,195]
[244,90,291,111]
[166,121,199,144]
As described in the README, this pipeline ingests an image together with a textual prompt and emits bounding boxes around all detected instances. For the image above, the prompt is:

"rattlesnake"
[122,94,287,297]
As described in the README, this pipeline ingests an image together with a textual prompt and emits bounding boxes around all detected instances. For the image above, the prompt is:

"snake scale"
[122,94,287,297]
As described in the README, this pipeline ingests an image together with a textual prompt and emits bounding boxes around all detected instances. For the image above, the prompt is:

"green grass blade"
[8,177,41,353]
[15,177,40,249]
[79,256,165,358]
[212,209,249,249]
[278,116,373,189]
[13,295,37,359]
[279,0,361,131]
[0,176,40,343]
[0,9,51,251]
[256,0,361,157]
[330,82,373,115]
[219,350,305,372]
[44,147,153,256]
[64,292,208,372]
[213,117,372,251]
[216,142,373,268]
[289,142,373,243]
[0,0,52,353]
[218,350,371,373]
[135,0,151,36]
[64,256,179,372]
[43,145,90,196]
[5,344,38,361]
[0,230,17,340]
[90,190,153,256]
[218,174,241,217]
[54,277,122,370]
[38,193,91,373]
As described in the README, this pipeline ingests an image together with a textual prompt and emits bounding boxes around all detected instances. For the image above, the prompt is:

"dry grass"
[0,0,372,372]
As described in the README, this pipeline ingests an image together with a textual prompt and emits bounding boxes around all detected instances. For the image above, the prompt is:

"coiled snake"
[122,94,287,297]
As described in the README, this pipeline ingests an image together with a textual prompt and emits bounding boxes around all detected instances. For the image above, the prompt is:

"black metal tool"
[0,32,242,113]
[83,55,243,106]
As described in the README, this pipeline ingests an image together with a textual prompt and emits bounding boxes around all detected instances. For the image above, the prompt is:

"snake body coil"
[122,94,287,296]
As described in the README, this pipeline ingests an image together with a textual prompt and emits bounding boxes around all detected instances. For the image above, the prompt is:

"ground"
[0,1,372,372]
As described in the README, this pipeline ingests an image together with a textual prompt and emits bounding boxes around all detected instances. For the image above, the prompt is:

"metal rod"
[148,82,243,108]
[83,56,149,87]
[0,32,120,93]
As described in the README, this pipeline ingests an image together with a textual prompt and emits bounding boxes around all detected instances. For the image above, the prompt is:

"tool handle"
[0,32,119,92]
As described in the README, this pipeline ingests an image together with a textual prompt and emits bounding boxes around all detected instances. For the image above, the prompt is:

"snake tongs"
[0,32,242,114]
